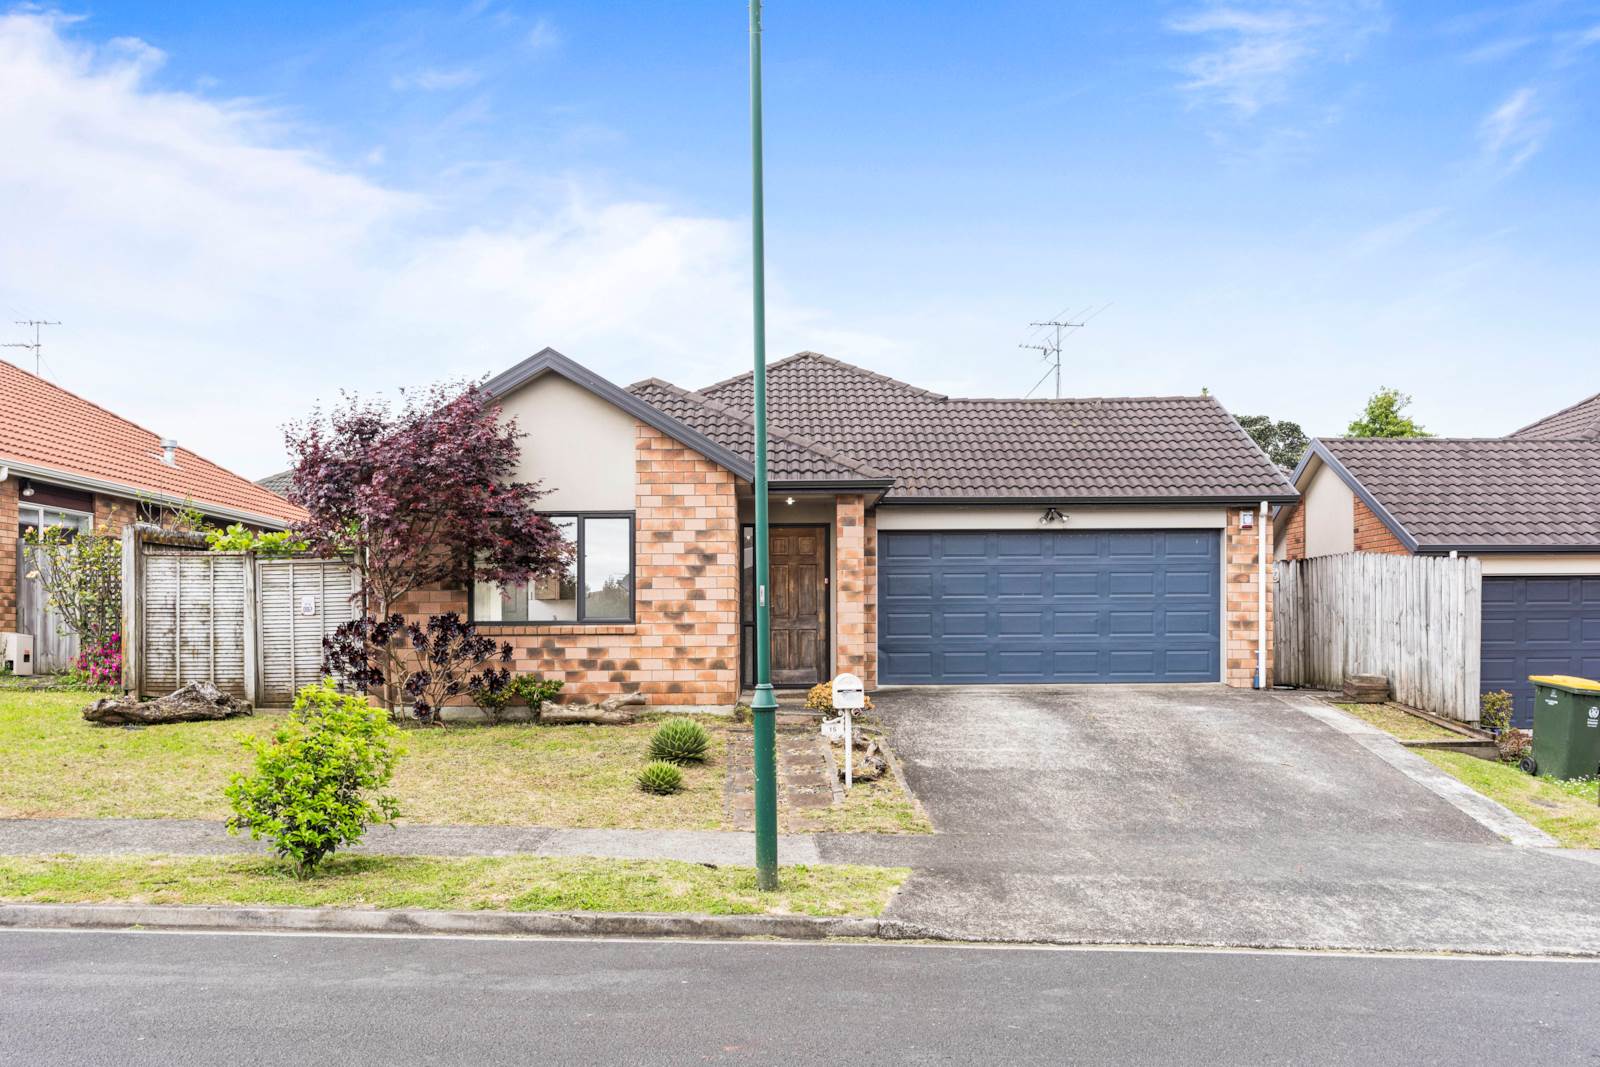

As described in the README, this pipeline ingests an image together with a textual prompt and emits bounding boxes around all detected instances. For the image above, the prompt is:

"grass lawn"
[0,691,727,828]
[790,773,932,834]
[1419,750,1600,849]
[1335,702,1464,742]
[0,854,908,917]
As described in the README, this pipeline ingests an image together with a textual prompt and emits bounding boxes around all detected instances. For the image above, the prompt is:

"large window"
[17,503,92,539]
[472,513,634,624]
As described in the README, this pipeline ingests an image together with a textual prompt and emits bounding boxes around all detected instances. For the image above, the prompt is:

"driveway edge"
[0,902,918,941]
[1279,694,1557,848]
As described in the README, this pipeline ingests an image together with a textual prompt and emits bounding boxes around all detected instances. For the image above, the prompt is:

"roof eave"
[483,348,756,480]
[0,457,301,530]
[878,492,1300,506]
[1416,543,1600,556]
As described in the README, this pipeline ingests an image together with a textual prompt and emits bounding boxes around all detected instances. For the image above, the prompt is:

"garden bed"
[0,854,908,917]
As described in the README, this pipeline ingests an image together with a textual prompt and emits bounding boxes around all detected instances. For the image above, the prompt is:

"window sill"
[476,623,638,637]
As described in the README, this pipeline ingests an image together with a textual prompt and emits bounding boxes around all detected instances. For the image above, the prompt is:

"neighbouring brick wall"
[92,494,138,537]
[834,495,869,683]
[0,477,16,631]
[403,423,741,708]
[1225,508,1273,688]
[862,506,878,691]
[1353,498,1409,555]
[1280,504,1306,561]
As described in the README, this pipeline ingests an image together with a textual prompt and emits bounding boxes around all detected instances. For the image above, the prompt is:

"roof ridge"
[634,377,889,479]
[698,351,950,402]
[1324,435,1600,444]
[949,393,1215,404]
[1507,389,1600,439]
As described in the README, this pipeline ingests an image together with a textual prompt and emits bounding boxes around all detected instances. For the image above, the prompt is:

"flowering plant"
[69,634,123,690]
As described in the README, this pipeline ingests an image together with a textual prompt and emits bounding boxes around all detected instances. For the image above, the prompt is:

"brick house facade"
[1352,498,1408,555]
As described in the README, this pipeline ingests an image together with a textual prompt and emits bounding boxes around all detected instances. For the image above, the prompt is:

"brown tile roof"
[1509,390,1600,440]
[0,359,304,526]
[626,377,889,484]
[1319,437,1600,550]
[680,352,1294,501]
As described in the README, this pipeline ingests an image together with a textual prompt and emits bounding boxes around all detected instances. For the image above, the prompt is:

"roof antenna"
[1018,302,1111,398]
[2,319,62,377]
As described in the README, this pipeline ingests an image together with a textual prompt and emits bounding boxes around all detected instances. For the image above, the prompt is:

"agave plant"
[637,760,684,796]
[647,718,710,764]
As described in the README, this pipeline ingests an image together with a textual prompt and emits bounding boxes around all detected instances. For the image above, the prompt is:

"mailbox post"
[832,673,865,788]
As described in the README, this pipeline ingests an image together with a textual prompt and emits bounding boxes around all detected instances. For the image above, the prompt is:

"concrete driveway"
[818,685,1600,954]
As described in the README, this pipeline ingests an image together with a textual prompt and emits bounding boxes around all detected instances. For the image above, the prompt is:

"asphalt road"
[4,930,1598,1065]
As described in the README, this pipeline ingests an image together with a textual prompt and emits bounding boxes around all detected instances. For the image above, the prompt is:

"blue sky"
[1,2,1597,475]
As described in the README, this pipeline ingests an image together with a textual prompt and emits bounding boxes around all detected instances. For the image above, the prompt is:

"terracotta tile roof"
[626,377,889,484]
[1320,437,1600,550]
[0,359,304,526]
[679,352,1294,501]
[1509,390,1600,440]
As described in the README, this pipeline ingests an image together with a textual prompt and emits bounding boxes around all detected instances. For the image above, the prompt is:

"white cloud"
[1168,1,1386,116]
[526,17,561,52]
[391,66,481,91]
[0,12,853,475]
[1478,86,1548,171]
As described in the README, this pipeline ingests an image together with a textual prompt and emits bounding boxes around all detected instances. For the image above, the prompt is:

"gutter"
[878,493,1300,507]
[0,456,298,531]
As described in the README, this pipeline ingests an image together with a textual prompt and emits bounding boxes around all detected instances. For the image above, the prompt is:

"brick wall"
[1280,504,1306,561]
[834,495,869,682]
[0,477,16,632]
[404,422,741,708]
[1224,508,1273,688]
[1353,498,1409,555]
[862,506,877,690]
[93,494,138,537]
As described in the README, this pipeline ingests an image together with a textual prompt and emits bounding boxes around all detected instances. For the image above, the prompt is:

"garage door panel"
[879,529,1220,685]
[1481,576,1600,727]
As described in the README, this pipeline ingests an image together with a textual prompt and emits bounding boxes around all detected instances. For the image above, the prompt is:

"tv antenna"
[3,319,62,376]
[1018,302,1111,398]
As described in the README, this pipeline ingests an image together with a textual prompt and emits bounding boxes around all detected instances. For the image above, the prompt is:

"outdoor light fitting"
[1040,506,1065,525]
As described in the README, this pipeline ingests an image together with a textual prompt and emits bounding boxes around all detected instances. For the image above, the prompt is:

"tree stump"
[84,681,254,726]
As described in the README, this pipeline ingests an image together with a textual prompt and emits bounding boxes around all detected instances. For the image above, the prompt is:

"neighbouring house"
[404,348,1295,708]
[256,469,296,498]
[1275,390,1600,722]
[0,358,306,662]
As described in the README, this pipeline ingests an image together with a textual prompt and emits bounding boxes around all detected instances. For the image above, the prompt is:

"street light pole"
[748,0,779,891]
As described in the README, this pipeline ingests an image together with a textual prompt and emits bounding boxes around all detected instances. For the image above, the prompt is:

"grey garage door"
[1481,576,1600,728]
[878,529,1222,685]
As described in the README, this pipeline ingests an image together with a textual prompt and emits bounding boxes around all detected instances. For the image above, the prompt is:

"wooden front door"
[769,526,828,686]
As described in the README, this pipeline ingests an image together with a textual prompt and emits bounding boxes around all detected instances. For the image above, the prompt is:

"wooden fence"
[1274,552,1483,722]
[15,538,80,673]
[121,525,359,706]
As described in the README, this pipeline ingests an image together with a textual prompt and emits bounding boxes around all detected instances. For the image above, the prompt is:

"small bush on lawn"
[648,718,710,764]
[473,673,565,725]
[225,681,404,878]
[637,761,684,795]
[803,681,873,714]
[1480,690,1514,735]
[1497,727,1532,766]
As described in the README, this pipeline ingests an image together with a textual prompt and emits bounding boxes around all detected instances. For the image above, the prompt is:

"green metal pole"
[749,0,779,891]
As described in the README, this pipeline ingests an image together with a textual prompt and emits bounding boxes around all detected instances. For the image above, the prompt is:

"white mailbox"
[831,672,865,711]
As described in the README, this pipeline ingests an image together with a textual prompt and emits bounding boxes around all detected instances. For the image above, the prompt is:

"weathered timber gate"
[122,525,358,706]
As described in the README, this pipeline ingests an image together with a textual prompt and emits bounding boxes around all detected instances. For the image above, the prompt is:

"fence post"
[120,526,139,696]
[242,551,259,707]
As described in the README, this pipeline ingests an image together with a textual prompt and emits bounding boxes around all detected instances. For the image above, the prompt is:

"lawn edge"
[0,901,919,942]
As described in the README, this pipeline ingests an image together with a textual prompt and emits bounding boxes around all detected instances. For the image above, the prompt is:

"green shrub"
[648,718,710,764]
[1498,727,1533,766]
[225,681,403,878]
[473,673,565,725]
[637,760,684,795]
[205,522,309,558]
[1479,690,1514,734]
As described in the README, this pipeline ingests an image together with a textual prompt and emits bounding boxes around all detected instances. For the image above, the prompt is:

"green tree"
[1347,387,1431,438]
[1235,414,1309,469]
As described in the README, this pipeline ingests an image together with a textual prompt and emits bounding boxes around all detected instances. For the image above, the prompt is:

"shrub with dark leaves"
[323,611,512,725]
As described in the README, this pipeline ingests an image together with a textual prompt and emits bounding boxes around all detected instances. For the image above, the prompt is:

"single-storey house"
[0,358,304,651]
[413,348,1296,707]
[1275,390,1600,723]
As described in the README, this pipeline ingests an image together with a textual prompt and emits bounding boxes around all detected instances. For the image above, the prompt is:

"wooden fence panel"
[1273,552,1483,722]
[257,558,361,707]
[139,550,249,699]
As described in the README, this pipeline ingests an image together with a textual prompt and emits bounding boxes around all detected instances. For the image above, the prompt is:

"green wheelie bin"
[1523,675,1600,780]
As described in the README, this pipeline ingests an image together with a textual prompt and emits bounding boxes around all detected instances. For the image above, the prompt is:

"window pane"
[582,517,631,619]
[473,579,529,622]
[528,516,578,621]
